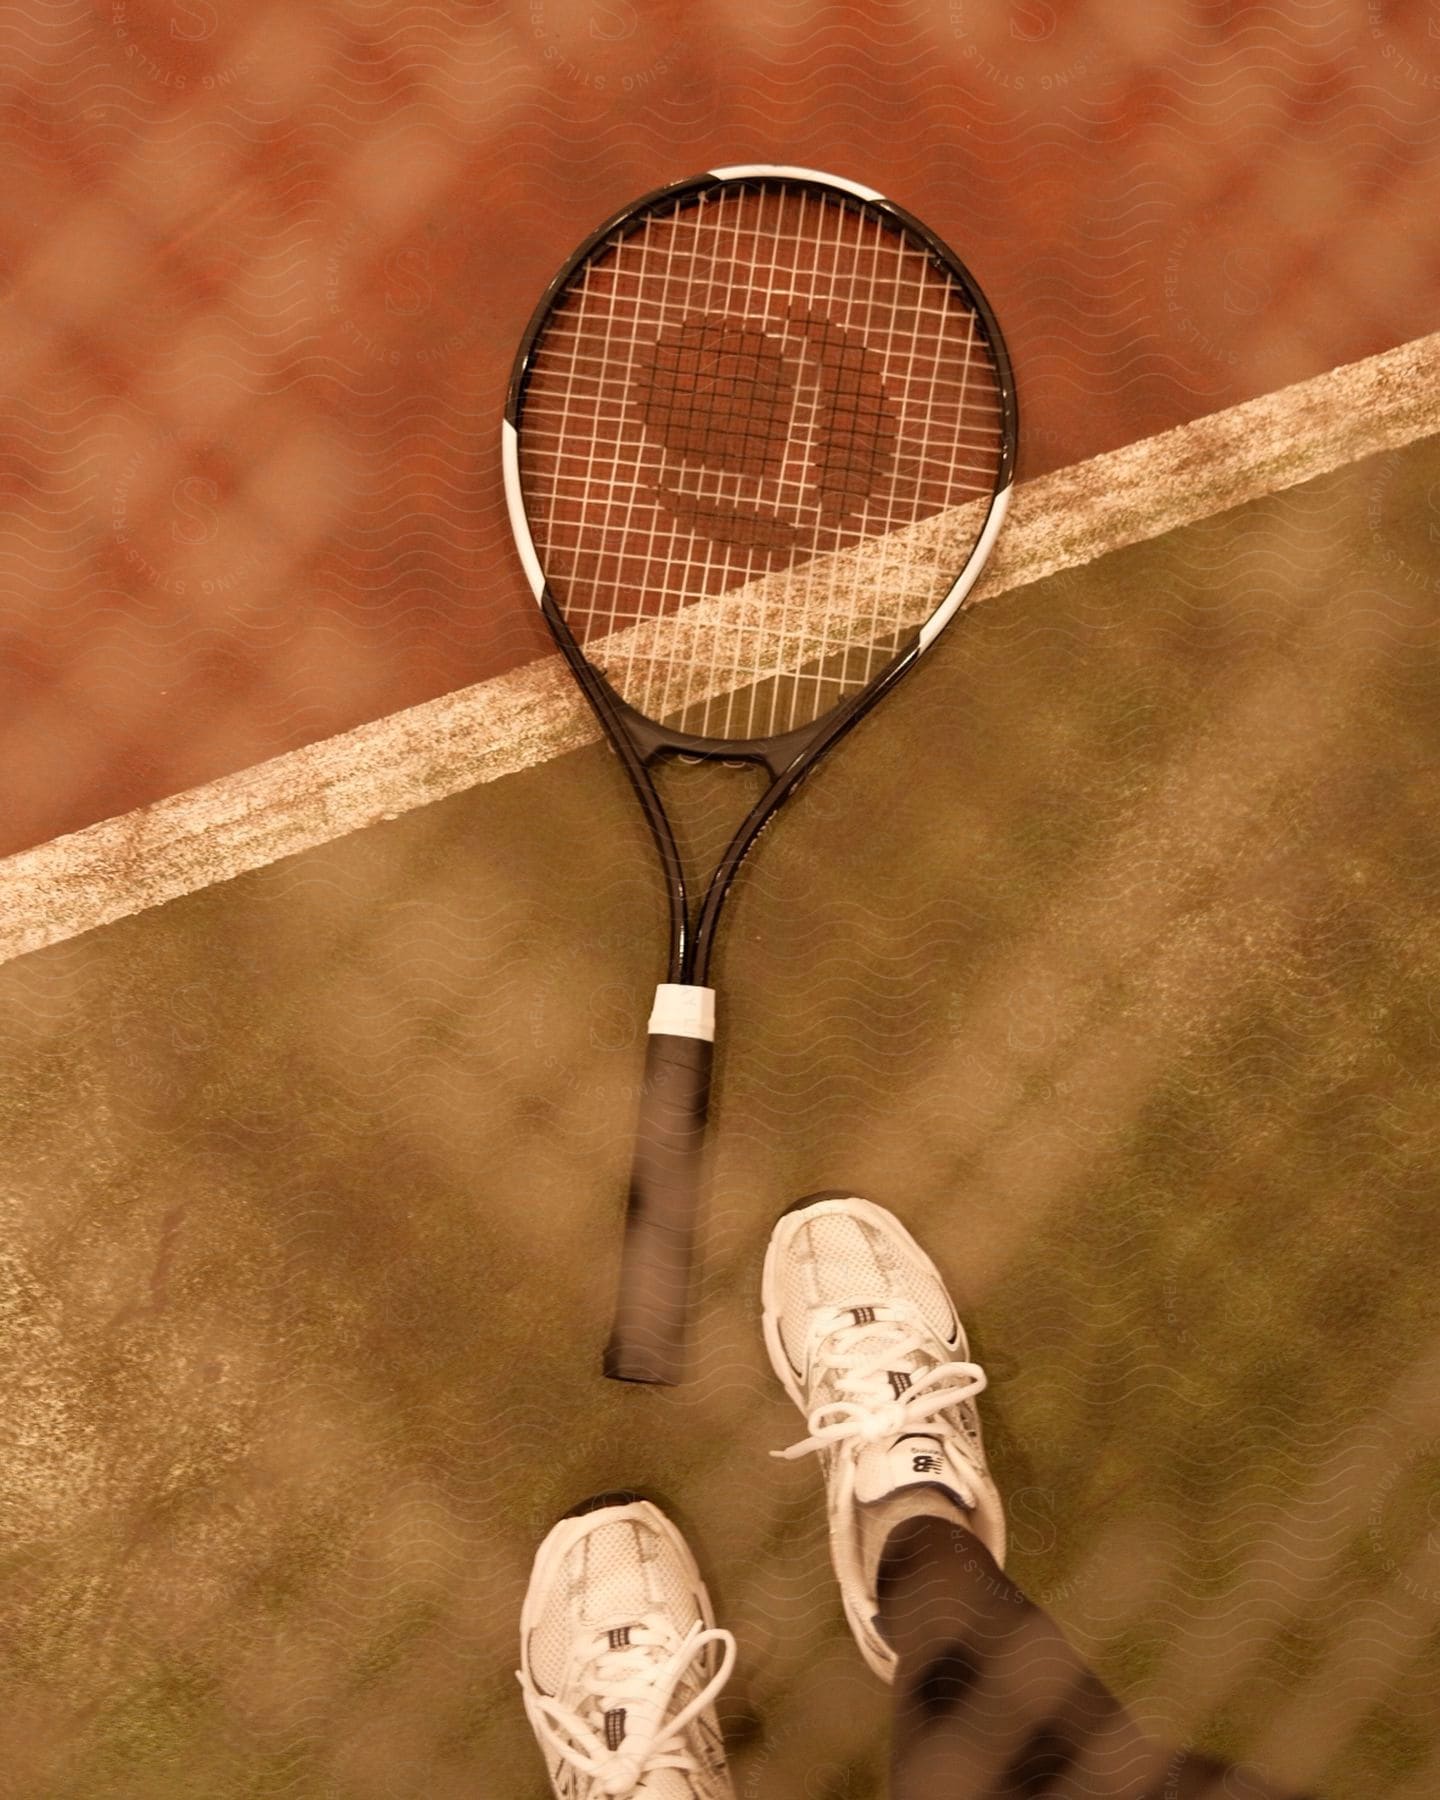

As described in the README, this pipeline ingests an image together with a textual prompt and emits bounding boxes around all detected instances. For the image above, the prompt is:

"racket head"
[504,166,1017,755]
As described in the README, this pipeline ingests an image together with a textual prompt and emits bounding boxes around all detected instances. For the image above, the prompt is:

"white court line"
[2,329,1438,967]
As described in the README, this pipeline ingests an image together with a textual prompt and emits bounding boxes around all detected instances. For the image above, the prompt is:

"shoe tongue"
[830,1307,909,1362]
[852,1433,971,1508]
[824,1306,935,1391]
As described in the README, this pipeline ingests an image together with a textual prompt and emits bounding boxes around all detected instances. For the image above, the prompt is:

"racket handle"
[604,985,715,1386]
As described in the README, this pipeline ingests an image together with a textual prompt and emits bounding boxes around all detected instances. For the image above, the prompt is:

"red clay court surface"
[0,0,1437,858]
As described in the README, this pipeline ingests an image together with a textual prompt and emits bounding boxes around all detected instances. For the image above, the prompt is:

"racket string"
[519,177,1005,742]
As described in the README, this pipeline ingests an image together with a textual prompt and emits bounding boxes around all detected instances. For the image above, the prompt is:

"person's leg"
[882,1509,1154,1798]
[880,1511,1303,1799]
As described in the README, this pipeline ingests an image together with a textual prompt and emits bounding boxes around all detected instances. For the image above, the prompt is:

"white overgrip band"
[648,983,716,1041]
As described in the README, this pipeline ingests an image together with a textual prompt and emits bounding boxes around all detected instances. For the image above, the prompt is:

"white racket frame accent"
[917,482,1012,649]
[502,418,545,600]
[707,164,884,201]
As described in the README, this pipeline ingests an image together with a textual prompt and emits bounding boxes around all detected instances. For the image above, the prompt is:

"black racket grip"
[604,1028,714,1385]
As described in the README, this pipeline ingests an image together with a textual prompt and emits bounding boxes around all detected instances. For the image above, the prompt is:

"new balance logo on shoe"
[911,1452,940,1473]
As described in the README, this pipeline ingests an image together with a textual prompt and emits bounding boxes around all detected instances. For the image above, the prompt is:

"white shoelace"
[771,1303,988,1505]
[519,1614,736,1798]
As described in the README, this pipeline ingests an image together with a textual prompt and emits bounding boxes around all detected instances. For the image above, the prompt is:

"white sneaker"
[762,1193,1006,1682]
[518,1492,738,1799]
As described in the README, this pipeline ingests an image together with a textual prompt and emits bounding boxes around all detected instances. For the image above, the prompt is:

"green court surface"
[3,435,1439,1797]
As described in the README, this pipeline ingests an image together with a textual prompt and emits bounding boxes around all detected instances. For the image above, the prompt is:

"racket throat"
[616,693,818,786]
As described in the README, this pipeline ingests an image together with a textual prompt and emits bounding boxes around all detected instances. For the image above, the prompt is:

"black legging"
[881,1514,1310,1800]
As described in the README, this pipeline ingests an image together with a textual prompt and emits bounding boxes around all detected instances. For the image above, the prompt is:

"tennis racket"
[503,166,1017,1385]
